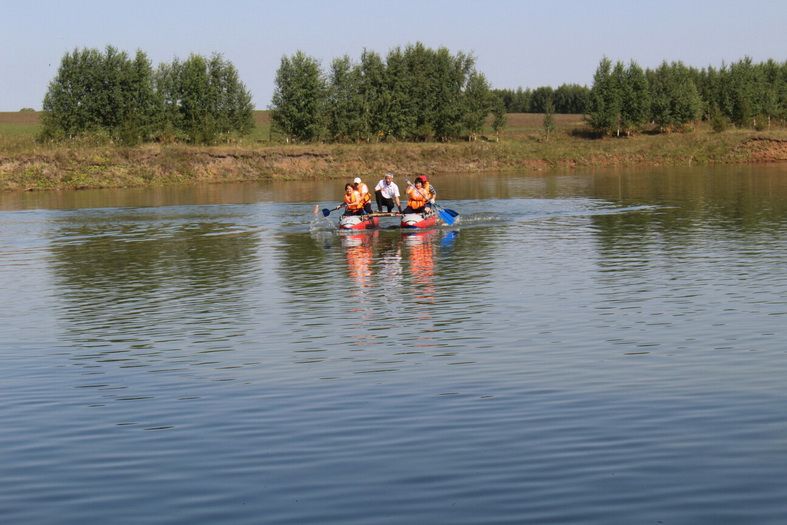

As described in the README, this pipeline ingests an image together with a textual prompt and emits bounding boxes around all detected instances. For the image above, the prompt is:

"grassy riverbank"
[1,111,786,191]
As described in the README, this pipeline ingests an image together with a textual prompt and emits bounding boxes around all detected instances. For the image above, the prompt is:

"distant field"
[0,111,39,125]
[504,113,585,130]
[0,110,586,142]
[0,112,41,149]
[0,110,276,144]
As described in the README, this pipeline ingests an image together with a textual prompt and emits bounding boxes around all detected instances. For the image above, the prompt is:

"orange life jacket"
[355,182,371,204]
[344,190,363,211]
[407,186,428,209]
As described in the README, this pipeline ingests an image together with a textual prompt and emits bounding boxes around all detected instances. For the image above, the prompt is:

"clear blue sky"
[1,0,785,111]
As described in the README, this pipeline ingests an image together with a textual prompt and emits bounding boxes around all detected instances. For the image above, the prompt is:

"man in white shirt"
[374,172,402,213]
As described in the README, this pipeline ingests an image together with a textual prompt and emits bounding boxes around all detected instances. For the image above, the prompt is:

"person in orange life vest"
[341,183,365,215]
[418,174,436,206]
[404,176,436,214]
[352,177,373,214]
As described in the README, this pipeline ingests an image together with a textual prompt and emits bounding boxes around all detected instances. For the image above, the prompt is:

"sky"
[1,0,785,111]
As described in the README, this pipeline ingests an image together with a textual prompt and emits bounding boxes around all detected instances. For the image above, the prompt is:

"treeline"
[41,46,254,144]
[587,57,787,135]
[270,43,506,143]
[493,84,590,114]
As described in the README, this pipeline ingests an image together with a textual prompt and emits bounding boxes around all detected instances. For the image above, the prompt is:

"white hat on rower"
[353,177,362,184]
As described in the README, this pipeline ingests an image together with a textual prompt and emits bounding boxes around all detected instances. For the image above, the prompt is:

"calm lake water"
[2,165,787,524]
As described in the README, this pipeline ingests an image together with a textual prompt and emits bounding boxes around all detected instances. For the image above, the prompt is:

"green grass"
[1,110,785,192]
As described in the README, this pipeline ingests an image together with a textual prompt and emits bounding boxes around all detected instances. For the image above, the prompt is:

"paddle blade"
[322,208,331,217]
[438,208,456,225]
[442,208,459,217]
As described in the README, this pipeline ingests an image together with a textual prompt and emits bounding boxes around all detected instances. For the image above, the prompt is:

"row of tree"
[587,57,787,135]
[41,46,254,144]
[39,45,787,144]
[270,43,506,143]
[493,84,591,114]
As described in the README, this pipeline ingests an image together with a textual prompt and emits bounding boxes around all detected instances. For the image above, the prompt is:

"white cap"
[353,177,362,184]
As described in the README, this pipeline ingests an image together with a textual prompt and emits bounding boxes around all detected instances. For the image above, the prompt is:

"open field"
[1,111,786,191]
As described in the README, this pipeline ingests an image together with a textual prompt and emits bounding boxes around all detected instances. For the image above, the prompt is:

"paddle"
[322,205,344,217]
[434,203,458,226]
[406,179,458,226]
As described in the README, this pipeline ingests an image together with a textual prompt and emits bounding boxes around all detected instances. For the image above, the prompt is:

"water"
[2,166,787,523]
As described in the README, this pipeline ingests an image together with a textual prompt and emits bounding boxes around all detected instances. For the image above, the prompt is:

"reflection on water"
[2,166,787,524]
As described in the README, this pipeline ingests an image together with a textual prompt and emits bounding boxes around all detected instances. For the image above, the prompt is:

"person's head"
[384,172,394,184]
[353,177,362,186]
[414,176,425,187]
[419,174,428,183]
[345,183,354,193]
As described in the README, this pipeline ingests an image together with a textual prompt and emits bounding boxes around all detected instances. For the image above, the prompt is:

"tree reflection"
[48,214,261,367]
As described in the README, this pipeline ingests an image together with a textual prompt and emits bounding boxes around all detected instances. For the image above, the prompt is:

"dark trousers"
[375,191,395,212]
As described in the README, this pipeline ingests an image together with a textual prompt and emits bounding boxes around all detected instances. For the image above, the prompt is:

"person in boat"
[352,177,373,214]
[404,176,436,214]
[418,174,437,206]
[374,172,402,213]
[342,183,366,215]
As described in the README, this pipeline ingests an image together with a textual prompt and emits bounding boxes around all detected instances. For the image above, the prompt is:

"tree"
[270,51,327,142]
[327,55,364,141]
[357,49,387,141]
[553,84,590,113]
[587,57,621,135]
[490,94,507,142]
[155,53,253,143]
[728,57,759,128]
[463,71,491,140]
[432,47,474,140]
[530,86,554,113]
[649,61,701,131]
[620,61,650,134]
[382,47,417,140]
[41,46,159,143]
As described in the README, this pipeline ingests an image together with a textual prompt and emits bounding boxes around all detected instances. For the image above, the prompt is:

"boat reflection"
[403,229,439,303]
[341,231,377,290]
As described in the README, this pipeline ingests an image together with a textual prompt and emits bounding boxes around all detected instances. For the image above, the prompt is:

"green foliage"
[650,61,701,131]
[357,50,387,140]
[709,104,729,132]
[463,72,491,139]
[620,61,650,134]
[41,46,159,144]
[271,43,486,143]
[327,56,364,141]
[587,57,621,134]
[553,84,590,113]
[493,84,590,114]
[530,86,554,113]
[680,58,785,130]
[270,51,327,142]
[490,94,507,137]
[41,46,253,145]
[496,87,531,113]
[155,53,254,144]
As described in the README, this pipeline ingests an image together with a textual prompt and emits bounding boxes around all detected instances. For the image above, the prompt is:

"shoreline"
[2,120,786,193]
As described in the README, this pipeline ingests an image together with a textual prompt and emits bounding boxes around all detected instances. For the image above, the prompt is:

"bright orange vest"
[344,190,363,211]
[356,182,371,204]
[407,186,428,209]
